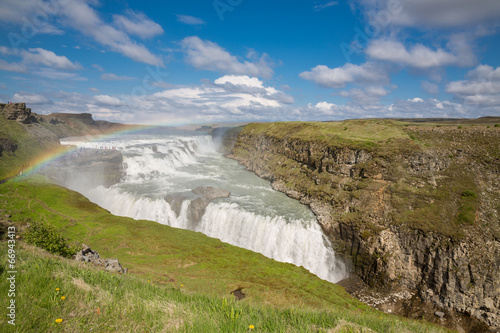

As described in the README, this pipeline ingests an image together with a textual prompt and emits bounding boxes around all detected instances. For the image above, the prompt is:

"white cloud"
[58,0,162,66]
[366,37,475,68]
[387,98,467,117]
[101,73,135,81]
[358,0,500,28]
[446,65,500,108]
[94,95,126,106]
[88,87,100,93]
[22,48,82,70]
[12,92,51,104]
[0,0,63,34]
[303,97,470,120]
[180,36,274,78]
[33,68,87,81]
[299,62,389,88]
[339,86,391,105]
[313,1,338,11]
[409,97,424,103]
[0,59,27,73]
[113,10,164,39]
[214,75,294,104]
[0,47,82,73]
[177,15,206,25]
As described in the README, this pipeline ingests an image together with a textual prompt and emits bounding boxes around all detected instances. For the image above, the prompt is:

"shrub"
[495,124,500,127]
[461,190,477,198]
[24,221,80,258]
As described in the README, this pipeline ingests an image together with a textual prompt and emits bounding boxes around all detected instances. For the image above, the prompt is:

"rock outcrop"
[75,244,127,274]
[0,137,17,156]
[226,121,500,330]
[0,103,36,123]
[165,186,230,224]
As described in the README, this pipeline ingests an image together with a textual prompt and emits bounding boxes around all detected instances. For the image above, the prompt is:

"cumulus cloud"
[0,47,81,73]
[446,65,500,108]
[113,10,164,39]
[22,48,82,70]
[181,36,274,78]
[366,36,475,68]
[388,98,467,117]
[299,62,389,88]
[0,0,64,34]
[58,0,163,66]
[303,97,469,120]
[214,75,294,104]
[177,15,206,25]
[21,75,293,123]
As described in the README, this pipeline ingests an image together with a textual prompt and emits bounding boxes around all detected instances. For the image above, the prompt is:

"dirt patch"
[230,288,246,300]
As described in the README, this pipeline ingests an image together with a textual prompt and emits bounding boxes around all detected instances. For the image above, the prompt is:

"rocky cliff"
[0,103,134,181]
[226,120,500,330]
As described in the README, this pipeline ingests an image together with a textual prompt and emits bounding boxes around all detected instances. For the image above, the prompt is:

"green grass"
[0,118,50,179]
[0,179,362,308]
[0,242,449,333]
[0,178,450,332]
[240,120,415,152]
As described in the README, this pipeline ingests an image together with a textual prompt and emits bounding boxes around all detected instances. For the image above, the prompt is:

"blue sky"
[0,0,499,124]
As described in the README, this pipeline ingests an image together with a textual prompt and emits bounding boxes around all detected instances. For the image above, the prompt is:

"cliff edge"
[227,119,500,330]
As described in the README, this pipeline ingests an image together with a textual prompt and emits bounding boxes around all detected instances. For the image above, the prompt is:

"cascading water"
[60,130,348,283]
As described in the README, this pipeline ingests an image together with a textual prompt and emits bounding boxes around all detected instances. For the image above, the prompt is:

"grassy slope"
[242,120,412,152]
[0,117,52,179]
[0,179,449,332]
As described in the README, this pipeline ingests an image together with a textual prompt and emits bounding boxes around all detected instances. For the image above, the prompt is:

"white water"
[61,130,348,283]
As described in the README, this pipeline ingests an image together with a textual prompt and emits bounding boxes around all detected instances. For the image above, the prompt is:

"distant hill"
[0,103,136,179]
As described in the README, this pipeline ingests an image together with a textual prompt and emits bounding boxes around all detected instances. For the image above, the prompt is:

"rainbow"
[12,118,198,181]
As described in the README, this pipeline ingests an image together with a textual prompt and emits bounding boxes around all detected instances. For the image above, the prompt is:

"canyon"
[222,120,500,330]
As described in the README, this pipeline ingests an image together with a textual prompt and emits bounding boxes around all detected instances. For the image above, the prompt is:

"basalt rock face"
[0,103,36,123]
[227,121,500,329]
[165,186,230,225]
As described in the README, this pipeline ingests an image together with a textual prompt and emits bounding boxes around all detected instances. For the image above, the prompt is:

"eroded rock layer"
[227,120,500,329]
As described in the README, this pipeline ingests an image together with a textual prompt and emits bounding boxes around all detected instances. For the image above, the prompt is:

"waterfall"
[61,131,348,283]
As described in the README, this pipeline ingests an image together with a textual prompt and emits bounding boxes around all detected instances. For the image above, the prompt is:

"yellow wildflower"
[181,284,184,287]
[55,288,60,291]
[61,296,66,300]
[55,318,63,323]
[249,325,255,329]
